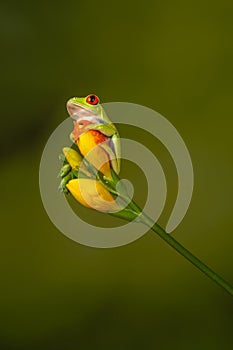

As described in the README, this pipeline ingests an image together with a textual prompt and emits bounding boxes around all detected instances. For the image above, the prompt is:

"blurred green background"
[1,0,233,348]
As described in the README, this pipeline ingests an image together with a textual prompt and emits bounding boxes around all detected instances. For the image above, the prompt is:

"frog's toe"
[59,171,73,193]
[58,164,71,178]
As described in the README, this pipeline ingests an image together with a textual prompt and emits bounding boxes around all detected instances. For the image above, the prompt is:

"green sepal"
[71,169,79,178]
[109,207,139,222]
[71,169,93,179]
[110,168,120,183]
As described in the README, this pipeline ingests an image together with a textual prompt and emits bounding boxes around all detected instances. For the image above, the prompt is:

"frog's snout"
[67,101,81,118]
[67,100,93,120]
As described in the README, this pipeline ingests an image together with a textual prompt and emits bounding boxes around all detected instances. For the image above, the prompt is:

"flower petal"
[66,178,120,212]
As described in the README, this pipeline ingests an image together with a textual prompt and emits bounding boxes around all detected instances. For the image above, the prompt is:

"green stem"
[140,212,233,296]
[99,169,233,296]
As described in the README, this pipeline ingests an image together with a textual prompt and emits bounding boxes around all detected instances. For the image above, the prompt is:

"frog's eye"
[86,94,99,105]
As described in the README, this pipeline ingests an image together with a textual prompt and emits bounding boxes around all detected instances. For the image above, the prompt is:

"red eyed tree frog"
[66,94,121,175]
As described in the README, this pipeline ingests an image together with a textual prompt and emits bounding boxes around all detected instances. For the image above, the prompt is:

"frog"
[66,94,120,175]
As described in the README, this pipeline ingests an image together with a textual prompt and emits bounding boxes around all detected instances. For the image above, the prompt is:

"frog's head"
[67,94,106,120]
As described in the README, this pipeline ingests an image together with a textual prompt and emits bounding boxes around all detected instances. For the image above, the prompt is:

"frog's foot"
[59,173,74,194]
[58,154,73,194]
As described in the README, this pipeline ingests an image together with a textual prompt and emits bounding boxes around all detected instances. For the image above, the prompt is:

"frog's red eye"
[86,94,99,105]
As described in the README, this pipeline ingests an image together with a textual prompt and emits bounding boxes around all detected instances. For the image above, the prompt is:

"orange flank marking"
[77,130,112,179]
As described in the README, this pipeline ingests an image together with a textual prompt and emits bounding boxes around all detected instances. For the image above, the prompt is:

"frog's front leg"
[84,123,117,137]
[58,147,81,193]
[84,124,121,174]
[58,147,93,193]
[58,158,73,193]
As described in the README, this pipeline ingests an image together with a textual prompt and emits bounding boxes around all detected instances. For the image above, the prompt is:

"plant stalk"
[139,211,233,296]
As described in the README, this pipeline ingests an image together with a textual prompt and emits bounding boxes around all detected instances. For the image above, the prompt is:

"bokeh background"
[1,0,233,348]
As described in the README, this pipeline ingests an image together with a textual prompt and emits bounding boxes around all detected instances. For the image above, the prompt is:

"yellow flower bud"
[66,178,120,212]
[63,147,82,169]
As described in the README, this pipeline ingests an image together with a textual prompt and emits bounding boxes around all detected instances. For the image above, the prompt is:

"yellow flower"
[62,147,92,177]
[62,147,82,169]
[66,178,120,212]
